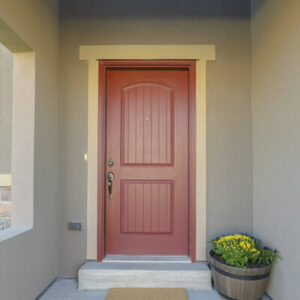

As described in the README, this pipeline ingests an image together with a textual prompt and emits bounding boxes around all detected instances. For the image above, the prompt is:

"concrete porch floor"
[38,279,271,300]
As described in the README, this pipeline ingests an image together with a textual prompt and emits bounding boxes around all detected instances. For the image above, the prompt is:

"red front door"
[105,67,189,255]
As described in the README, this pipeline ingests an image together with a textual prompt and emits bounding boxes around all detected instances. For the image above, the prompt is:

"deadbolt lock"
[108,159,114,167]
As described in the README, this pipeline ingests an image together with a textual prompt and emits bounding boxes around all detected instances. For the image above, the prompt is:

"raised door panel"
[121,180,173,234]
[121,83,174,166]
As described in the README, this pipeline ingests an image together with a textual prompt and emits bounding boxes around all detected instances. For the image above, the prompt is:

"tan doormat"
[105,288,188,300]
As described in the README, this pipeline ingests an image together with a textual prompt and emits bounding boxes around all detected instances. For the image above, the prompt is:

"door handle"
[107,172,115,199]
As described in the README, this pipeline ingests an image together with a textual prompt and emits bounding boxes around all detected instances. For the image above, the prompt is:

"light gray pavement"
[38,279,271,300]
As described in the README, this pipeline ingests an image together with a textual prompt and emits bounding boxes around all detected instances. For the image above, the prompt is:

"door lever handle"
[107,172,115,199]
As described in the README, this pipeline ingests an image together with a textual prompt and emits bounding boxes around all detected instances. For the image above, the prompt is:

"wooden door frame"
[97,60,196,262]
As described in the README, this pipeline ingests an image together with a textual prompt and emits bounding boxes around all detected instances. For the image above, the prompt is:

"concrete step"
[78,259,212,290]
[103,255,192,263]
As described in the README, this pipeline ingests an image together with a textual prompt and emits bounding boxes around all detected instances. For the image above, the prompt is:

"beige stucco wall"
[58,0,253,276]
[0,43,13,174]
[252,0,300,298]
[0,1,59,299]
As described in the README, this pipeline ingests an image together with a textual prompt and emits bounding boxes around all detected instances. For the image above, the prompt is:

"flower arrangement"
[210,234,280,268]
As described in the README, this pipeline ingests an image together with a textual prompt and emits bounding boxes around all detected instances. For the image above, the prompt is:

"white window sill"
[0,226,32,242]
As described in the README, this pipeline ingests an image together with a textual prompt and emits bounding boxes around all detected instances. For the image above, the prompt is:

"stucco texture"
[58,0,253,276]
[252,0,300,299]
[0,0,59,299]
[0,1,298,298]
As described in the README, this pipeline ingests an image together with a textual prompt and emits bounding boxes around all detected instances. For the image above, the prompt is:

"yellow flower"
[239,241,251,250]
[216,234,252,244]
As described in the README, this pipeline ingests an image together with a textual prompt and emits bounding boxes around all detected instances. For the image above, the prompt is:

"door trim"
[79,45,216,262]
[98,61,196,261]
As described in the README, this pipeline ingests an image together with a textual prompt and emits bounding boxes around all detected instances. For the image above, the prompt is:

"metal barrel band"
[212,264,270,281]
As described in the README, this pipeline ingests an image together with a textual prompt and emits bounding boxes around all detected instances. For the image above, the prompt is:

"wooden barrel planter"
[209,251,272,300]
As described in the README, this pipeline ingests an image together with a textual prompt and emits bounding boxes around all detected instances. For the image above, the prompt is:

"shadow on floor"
[38,278,271,300]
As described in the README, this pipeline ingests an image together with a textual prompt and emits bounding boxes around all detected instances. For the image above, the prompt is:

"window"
[0,18,35,240]
[0,43,13,231]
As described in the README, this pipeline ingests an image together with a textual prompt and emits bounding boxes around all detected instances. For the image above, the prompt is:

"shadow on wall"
[252,0,267,15]
[40,0,58,13]
[60,0,251,19]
